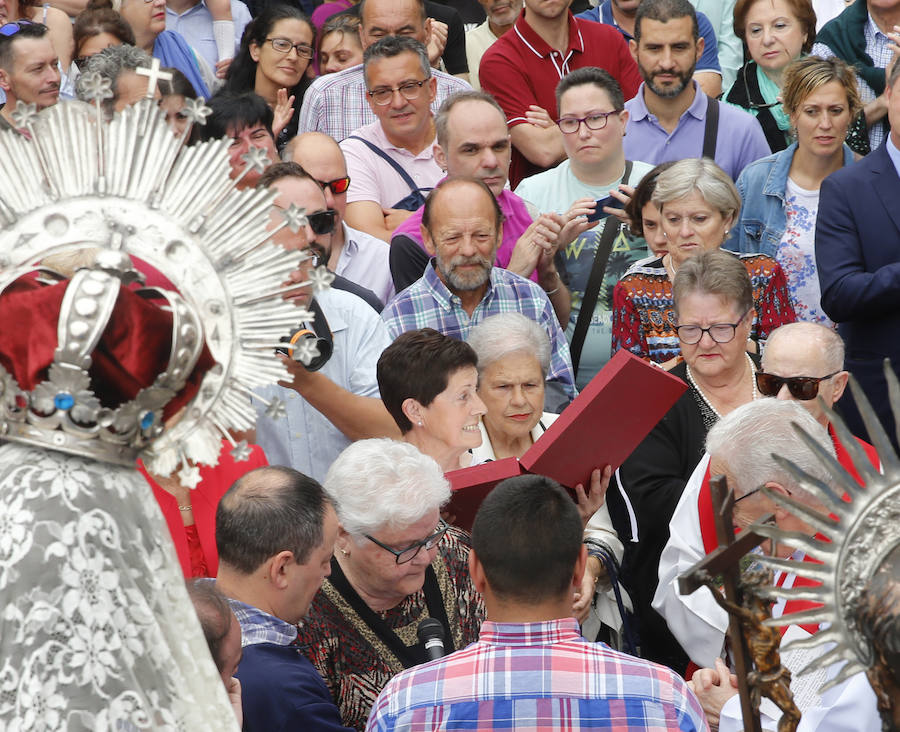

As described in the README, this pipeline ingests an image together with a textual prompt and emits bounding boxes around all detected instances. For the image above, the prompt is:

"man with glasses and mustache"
[623,0,769,180]
[340,36,444,243]
[251,162,400,483]
[0,21,60,132]
[382,177,577,408]
[286,132,395,306]
[654,322,880,674]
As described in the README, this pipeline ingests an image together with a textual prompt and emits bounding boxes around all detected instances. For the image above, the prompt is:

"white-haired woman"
[612,158,796,367]
[295,439,485,731]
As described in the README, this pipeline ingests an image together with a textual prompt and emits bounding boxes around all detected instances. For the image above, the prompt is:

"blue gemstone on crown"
[54,393,75,411]
[140,412,155,430]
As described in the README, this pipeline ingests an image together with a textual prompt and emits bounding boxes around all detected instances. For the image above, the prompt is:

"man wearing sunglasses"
[286,132,395,306]
[252,162,400,484]
[0,21,60,132]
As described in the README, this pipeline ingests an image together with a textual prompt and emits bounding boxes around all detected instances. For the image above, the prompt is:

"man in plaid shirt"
[366,473,709,731]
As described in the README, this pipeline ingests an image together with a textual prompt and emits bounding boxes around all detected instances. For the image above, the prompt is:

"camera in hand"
[276,300,334,372]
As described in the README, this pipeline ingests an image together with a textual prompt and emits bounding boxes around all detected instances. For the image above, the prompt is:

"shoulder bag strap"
[702,96,719,160]
[348,135,420,196]
[569,160,633,378]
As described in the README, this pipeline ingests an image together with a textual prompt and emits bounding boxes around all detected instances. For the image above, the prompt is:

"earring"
[339,548,349,556]
[417,420,423,427]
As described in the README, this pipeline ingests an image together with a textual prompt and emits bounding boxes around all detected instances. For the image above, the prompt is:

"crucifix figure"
[136,58,174,99]
[678,474,801,732]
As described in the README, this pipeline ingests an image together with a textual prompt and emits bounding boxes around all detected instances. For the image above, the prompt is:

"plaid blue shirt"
[366,618,709,731]
[226,595,297,648]
[383,263,576,399]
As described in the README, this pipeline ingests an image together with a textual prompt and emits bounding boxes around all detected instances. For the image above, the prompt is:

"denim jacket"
[725,142,855,257]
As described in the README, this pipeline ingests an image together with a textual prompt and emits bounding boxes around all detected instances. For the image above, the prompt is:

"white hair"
[466,312,551,377]
[762,322,845,373]
[323,438,451,539]
[705,399,836,505]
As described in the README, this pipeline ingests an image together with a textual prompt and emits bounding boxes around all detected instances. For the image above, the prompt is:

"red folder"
[445,350,687,530]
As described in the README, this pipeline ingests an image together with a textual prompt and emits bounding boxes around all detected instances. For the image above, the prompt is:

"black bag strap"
[326,557,455,668]
[702,95,719,160]
[348,135,420,196]
[570,160,633,378]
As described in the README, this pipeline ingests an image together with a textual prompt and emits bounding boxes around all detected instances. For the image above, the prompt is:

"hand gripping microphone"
[416,618,446,662]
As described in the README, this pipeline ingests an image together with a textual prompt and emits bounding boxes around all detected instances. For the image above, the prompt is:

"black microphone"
[416,618,446,662]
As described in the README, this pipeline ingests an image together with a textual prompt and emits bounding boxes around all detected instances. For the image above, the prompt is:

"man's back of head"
[471,474,583,609]
[0,22,60,114]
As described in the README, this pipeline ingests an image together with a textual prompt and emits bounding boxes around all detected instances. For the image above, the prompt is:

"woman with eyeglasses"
[223,4,314,149]
[377,328,486,474]
[612,158,796,368]
[726,56,862,325]
[295,438,484,731]
[616,249,762,672]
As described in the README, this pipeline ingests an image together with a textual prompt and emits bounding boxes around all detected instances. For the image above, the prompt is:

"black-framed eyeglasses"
[316,176,351,195]
[675,310,751,345]
[367,79,429,106]
[307,209,338,235]
[365,519,449,564]
[0,20,34,36]
[755,371,841,401]
[265,36,314,59]
[555,110,621,134]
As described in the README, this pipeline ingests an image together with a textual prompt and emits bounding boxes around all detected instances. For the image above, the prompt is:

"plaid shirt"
[226,595,298,647]
[382,263,576,399]
[366,618,710,731]
[298,64,472,142]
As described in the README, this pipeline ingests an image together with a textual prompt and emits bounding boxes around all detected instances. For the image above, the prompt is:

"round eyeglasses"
[265,37,314,59]
[367,79,429,106]
[555,110,620,134]
[365,519,449,564]
[675,310,751,345]
[755,371,841,401]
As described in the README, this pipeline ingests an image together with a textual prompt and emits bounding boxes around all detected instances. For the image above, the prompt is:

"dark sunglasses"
[307,209,338,235]
[755,370,841,400]
[316,176,351,195]
[1,20,34,36]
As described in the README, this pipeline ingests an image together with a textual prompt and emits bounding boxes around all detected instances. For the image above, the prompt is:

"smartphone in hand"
[586,194,617,223]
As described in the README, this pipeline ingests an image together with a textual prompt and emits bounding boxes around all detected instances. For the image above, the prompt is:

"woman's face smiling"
[251,18,314,90]
[417,366,486,452]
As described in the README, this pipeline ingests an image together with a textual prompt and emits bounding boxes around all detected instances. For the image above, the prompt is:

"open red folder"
[445,349,688,530]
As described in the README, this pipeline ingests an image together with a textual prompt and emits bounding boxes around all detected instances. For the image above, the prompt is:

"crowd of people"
[2,0,900,727]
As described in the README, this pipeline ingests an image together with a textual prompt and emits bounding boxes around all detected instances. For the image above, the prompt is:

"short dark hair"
[471,475,583,603]
[362,34,431,82]
[161,67,197,99]
[422,177,504,233]
[377,328,478,433]
[73,9,134,60]
[634,0,699,44]
[257,160,317,188]
[195,90,275,143]
[625,161,676,237]
[187,580,234,675]
[216,466,331,574]
[0,22,49,70]
[555,66,625,112]
[733,0,816,54]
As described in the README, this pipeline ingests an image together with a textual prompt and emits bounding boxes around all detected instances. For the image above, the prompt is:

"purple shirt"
[624,81,770,180]
[391,187,538,282]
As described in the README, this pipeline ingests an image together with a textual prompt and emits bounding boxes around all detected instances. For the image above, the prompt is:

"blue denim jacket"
[725,142,855,257]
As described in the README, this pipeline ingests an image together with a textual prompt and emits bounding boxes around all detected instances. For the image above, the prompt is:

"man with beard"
[382,177,577,404]
[0,22,60,132]
[623,0,768,180]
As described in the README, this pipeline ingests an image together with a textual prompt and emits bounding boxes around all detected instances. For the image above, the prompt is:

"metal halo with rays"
[0,97,320,476]
[747,360,900,693]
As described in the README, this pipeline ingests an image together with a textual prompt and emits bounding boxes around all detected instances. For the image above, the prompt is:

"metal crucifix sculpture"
[678,475,801,732]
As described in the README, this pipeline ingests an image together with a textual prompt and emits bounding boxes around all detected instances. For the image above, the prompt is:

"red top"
[480,10,641,187]
[140,441,269,578]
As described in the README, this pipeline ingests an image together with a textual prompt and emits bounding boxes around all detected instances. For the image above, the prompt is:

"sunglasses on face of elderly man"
[754,371,841,401]
[365,519,449,564]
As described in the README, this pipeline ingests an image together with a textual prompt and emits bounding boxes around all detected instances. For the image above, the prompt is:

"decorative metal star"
[281,204,307,233]
[264,397,287,420]
[309,265,335,294]
[241,145,271,176]
[79,72,114,103]
[177,462,202,489]
[230,439,253,462]
[292,338,321,366]
[11,102,38,129]
[181,97,212,127]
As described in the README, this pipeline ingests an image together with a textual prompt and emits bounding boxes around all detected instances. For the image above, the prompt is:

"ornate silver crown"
[751,362,900,692]
[0,79,328,481]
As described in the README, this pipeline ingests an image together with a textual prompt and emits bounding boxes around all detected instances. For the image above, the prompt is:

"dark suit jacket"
[816,141,900,441]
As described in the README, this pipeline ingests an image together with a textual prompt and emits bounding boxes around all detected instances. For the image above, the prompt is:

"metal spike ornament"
[0,75,325,478]
[750,360,900,714]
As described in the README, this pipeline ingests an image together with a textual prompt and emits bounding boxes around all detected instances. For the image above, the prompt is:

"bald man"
[285,132,394,305]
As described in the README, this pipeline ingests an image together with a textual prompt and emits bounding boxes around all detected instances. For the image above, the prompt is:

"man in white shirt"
[285,132,395,305]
